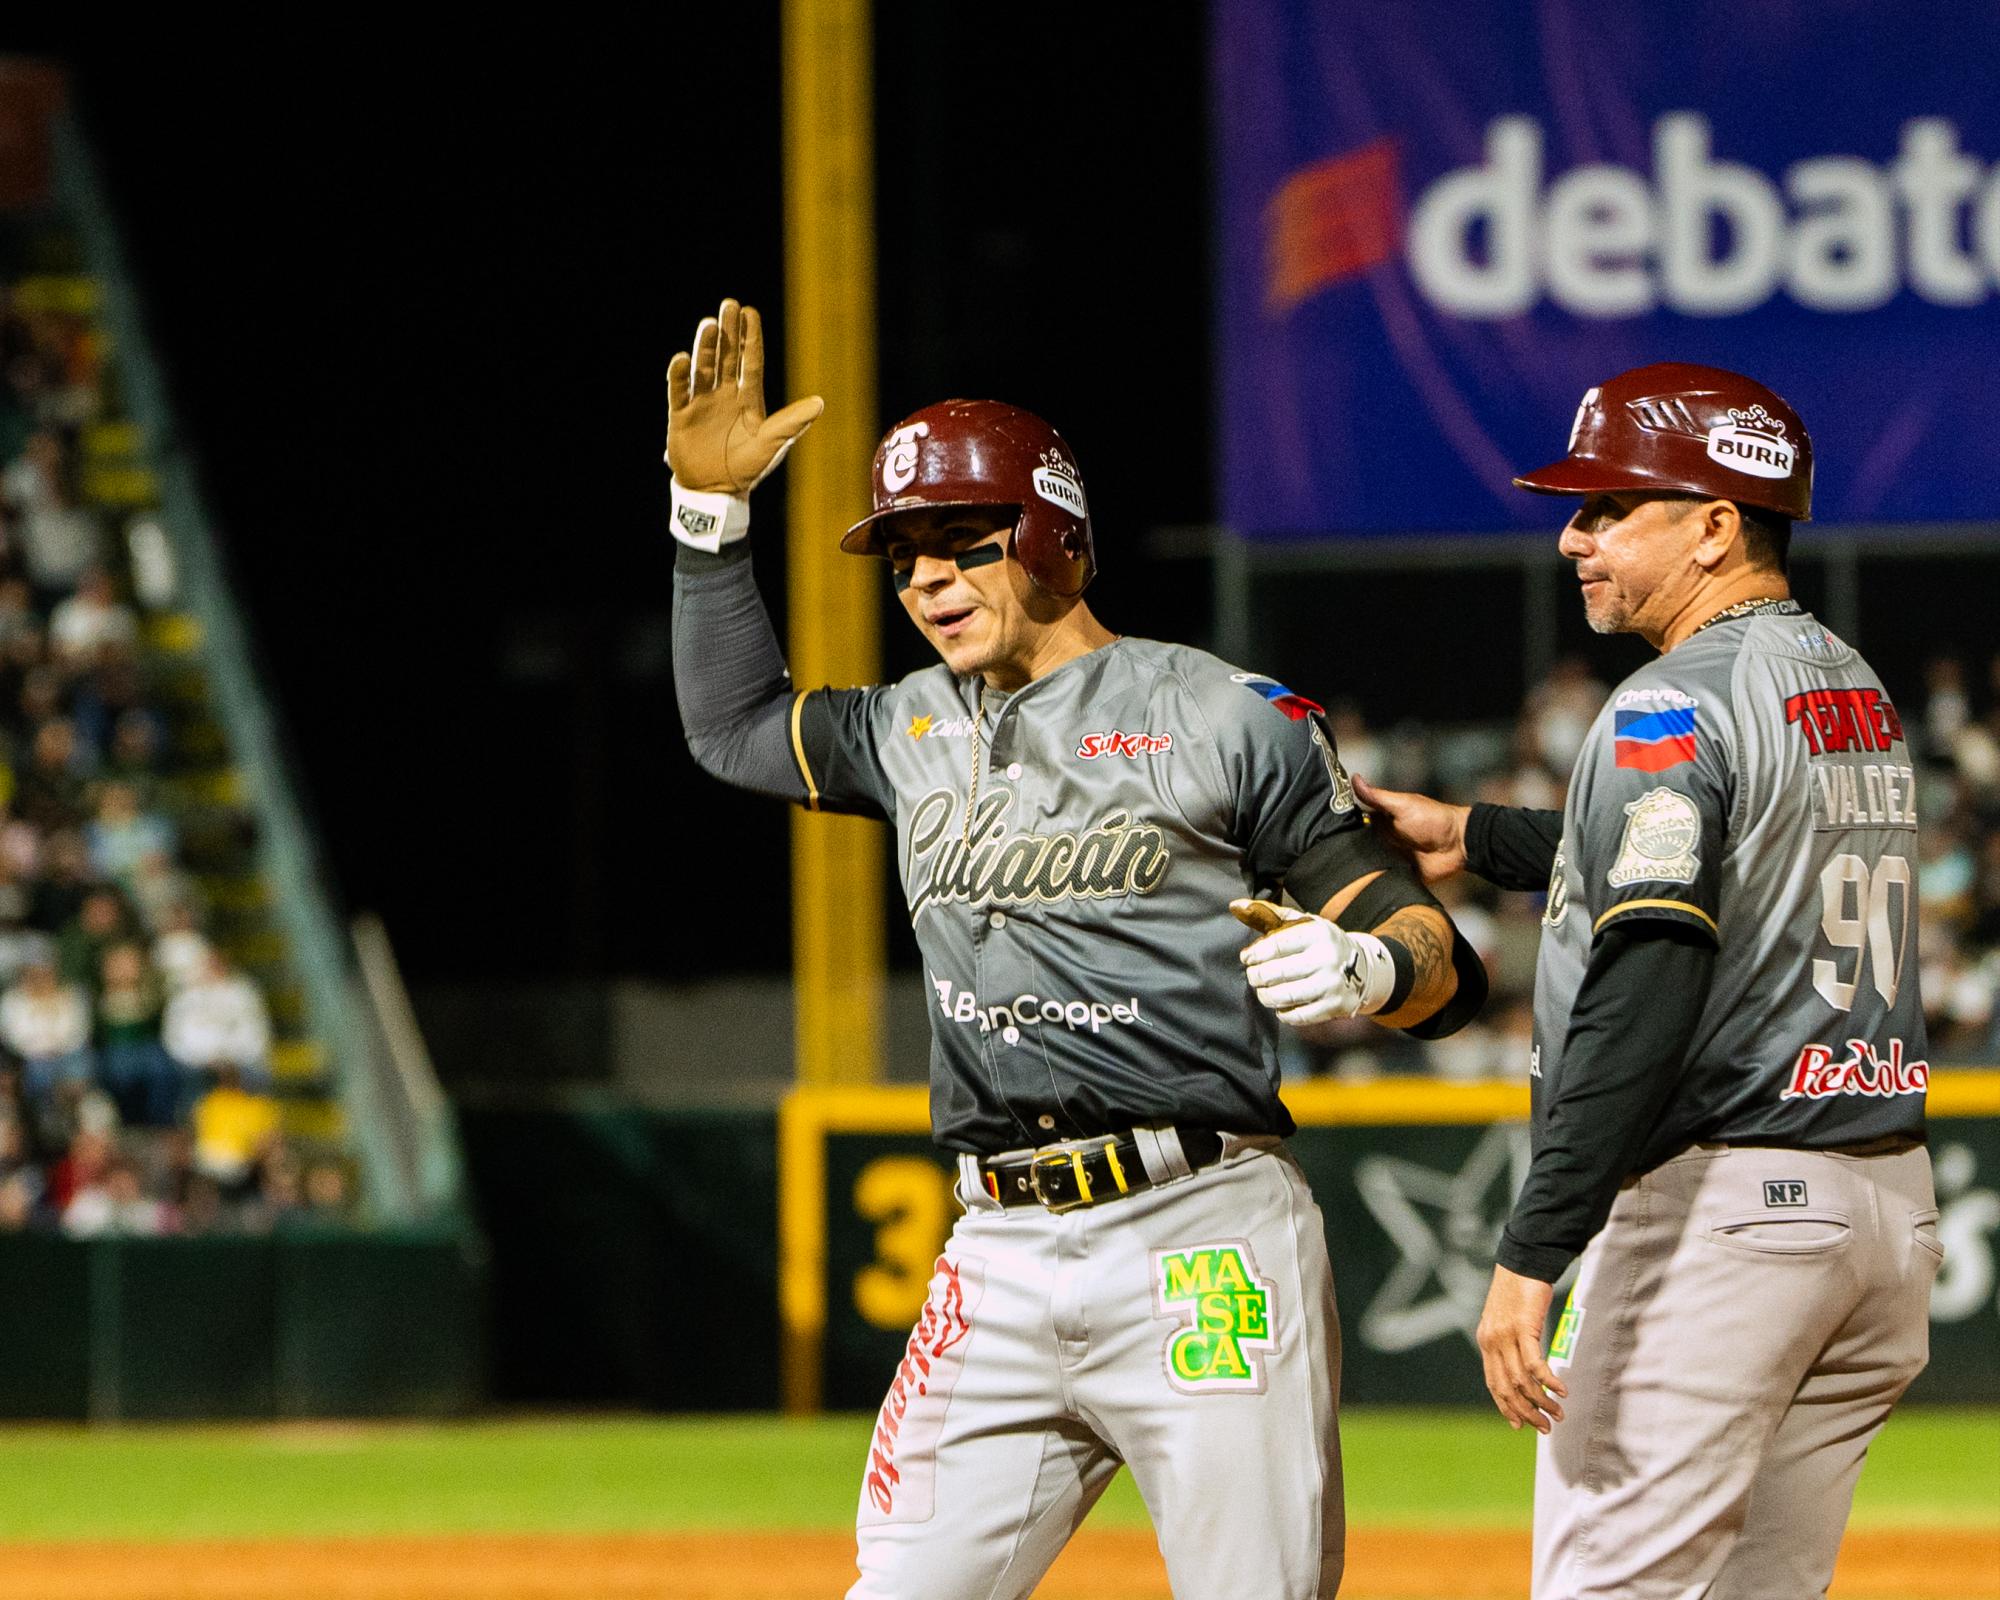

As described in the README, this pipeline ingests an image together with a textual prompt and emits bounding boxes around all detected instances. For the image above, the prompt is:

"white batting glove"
[1238,906,1398,1027]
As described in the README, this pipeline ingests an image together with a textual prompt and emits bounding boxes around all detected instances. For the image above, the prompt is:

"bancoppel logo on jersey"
[931,973,1145,1047]
[1077,730,1173,760]
[1781,1038,1929,1102]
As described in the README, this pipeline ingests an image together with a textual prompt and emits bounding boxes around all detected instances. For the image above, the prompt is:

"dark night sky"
[20,17,1214,983]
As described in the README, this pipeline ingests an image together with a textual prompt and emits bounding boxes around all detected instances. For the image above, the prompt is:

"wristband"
[669,480,751,552]
[1346,931,1400,1015]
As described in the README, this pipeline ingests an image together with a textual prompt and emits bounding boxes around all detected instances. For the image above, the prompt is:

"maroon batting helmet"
[841,399,1096,597]
[1515,362,1813,522]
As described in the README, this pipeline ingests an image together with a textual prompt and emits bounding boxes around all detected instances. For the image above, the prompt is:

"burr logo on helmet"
[1031,447,1088,519]
[1705,402,1796,480]
[882,421,931,494]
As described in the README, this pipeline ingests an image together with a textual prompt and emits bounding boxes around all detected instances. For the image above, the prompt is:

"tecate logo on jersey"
[1409,114,2000,318]
[1076,730,1173,760]
[932,974,1144,1047]
[1781,1038,1929,1101]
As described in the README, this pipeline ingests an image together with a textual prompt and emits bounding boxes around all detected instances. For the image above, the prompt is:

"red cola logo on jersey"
[1784,687,1904,755]
[1076,730,1173,760]
[1781,1038,1929,1102]
[905,788,1171,916]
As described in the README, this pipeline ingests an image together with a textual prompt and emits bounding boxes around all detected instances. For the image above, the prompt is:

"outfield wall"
[0,1228,482,1420]
[455,1075,2000,1416]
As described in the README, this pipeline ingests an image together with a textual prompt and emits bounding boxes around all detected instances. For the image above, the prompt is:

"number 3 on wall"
[852,1156,957,1330]
[1813,852,1912,1011]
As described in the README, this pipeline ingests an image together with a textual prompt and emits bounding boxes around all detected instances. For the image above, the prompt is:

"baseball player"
[1360,363,1940,1599]
[667,299,1485,1600]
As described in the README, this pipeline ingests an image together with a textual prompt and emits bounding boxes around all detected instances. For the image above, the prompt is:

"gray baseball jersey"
[792,638,1375,1152]
[1533,605,1927,1166]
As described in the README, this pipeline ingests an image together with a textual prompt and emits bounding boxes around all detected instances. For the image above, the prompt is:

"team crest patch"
[1542,845,1570,928]
[1608,787,1700,888]
[1613,686,1698,772]
[1152,1242,1278,1393]
[1308,718,1357,813]
[1548,1290,1584,1366]
[1230,672,1325,723]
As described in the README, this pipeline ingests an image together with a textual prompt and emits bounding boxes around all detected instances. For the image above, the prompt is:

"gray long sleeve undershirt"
[671,543,808,801]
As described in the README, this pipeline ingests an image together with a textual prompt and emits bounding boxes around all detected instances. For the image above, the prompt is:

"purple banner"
[1216,2,2000,533]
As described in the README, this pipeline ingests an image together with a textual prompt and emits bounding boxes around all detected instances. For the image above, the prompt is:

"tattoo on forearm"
[1373,906,1457,1028]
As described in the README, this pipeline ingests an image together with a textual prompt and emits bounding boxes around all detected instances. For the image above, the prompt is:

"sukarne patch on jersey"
[1781,1037,1928,1101]
[1612,686,1698,772]
[1230,672,1325,722]
[1076,730,1173,760]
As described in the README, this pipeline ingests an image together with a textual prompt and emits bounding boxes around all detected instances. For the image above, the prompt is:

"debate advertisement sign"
[1215,3,2000,535]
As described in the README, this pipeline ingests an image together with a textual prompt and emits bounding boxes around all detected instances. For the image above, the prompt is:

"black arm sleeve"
[1496,922,1716,1282]
[1463,803,1564,892]
[670,543,807,802]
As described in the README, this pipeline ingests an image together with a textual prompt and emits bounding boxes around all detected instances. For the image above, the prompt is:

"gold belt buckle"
[1029,1149,1088,1212]
[1028,1139,1131,1212]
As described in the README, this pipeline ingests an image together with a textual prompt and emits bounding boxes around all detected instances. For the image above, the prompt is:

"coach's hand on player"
[1237,905,1374,1027]
[666,298,824,494]
[1476,1265,1567,1434]
[1352,776,1470,885]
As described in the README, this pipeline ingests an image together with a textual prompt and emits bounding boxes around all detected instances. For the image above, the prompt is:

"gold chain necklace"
[962,680,988,849]
[1690,596,1800,637]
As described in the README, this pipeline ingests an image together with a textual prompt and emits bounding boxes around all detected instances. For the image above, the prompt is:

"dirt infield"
[0,1527,1989,1599]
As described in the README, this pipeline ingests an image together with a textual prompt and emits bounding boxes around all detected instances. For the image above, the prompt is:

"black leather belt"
[978,1128,1225,1212]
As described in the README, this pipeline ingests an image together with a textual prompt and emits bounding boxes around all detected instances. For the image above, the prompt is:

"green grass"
[0,1407,1988,1543]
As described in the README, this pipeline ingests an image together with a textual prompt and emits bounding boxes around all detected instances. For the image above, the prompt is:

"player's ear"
[1691,500,1741,572]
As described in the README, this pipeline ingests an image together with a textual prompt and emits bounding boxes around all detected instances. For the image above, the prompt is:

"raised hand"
[666,298,825,495]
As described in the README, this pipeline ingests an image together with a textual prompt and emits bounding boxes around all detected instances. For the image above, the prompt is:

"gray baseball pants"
[847,1135,1345,1600]
[1535,1142,1940,1599]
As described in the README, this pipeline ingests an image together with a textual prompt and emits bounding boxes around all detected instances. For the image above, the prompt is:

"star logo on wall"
[1353,1123,1563,1354]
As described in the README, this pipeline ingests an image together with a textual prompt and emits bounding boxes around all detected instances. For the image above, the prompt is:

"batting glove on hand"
[666,298,824,495]
[1231,899,1397,1027]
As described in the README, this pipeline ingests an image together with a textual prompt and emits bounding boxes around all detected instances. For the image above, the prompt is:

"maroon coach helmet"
[1515,362,1814,522]
[841,399,1097,597]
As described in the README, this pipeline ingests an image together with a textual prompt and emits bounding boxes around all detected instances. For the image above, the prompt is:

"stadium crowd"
[0,274,347,1236]
[1301,650,2000,1080]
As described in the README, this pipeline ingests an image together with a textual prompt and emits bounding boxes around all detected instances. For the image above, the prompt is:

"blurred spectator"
[49,568,138,668]
[191,1064,280,1193]
[302,1160,352,1222]
[85,779,174,884]
[0,579,33,651]
[1523,656,1608,775]
[96,942,176,1127]
[63,1157,169,1238]
[163,948,271,1083]
[16,720,86,833]
[28,828,92,933]
[43,1126,112,1216]
[57,887,131,988]
[1,953,93,1102]
[1,430,101,597]
[151,900,210,992]
[128,850,200,936]
[104,708,166,791]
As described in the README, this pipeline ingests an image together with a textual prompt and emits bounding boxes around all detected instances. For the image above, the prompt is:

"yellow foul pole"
[781,0,884,1413]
